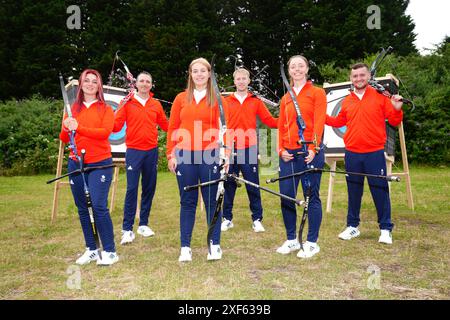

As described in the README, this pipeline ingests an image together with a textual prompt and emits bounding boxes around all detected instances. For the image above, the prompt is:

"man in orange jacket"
[113,71,168,245]
[221,68,278,233]
[326,63,404,245]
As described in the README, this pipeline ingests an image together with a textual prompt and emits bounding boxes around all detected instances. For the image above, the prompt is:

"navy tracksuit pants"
[122,147,158,231]
[344,149,393,231]
[223,145,263,222]
[175,149,221,247]
[279,148,324,243]
[68,158,116,252]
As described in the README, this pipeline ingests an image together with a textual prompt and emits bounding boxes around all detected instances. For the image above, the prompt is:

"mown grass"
[0,166,448,299]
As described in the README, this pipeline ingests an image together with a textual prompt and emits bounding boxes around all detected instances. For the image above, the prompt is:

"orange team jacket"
[166,91,229,159]
[113,93,168,150]
[325,85,403,153]
[278,81,327,155]
[225,93,278,149]
[59,101,114,163]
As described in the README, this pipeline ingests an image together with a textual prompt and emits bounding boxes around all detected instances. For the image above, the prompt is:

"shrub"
[0,97,62,175]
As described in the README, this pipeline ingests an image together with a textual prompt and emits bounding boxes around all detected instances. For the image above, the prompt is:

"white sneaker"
[378,229,393,244]
[221,219,234,231]
[178,247,192,262]
[137,225,155,237]
[276,239,301,254]
[338,226,360,240]
[120,230,135,245]
[297,241,320,259]
[207,244,222,261]
[75,248,99,265]
[252,220,265,233]
[97,251,119,266]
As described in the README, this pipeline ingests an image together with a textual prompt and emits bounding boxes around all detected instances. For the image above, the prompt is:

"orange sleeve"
[310,88,327,152]
[77,107,114,140]
[325,108,347,128]
[113,103,127,133]
[166,94,182,159]
[156,101,169,132]
[277,97,287,155]
[257,99,278,128]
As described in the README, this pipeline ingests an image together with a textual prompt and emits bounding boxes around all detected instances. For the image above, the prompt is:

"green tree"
[218,0,416,95]
[11,1,75,99]
[122,0,235,106]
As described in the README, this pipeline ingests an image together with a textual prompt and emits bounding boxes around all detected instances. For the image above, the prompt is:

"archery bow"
[280,63,309,148]
[57,74,103,258]
[226,56,280,108]
[369,47,414,107]
[266,168,401,184]
[280,61,315,252]
[207,55,228,256]
[108,52,172,110]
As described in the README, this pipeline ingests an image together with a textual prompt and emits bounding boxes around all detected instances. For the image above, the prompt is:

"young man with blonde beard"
[221,68,278,233]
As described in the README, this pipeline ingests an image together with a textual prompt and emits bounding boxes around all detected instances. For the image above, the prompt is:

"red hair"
[73,69,106,115]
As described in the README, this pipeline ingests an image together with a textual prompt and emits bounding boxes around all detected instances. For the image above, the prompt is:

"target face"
[323,86,351,153]
[106,100,126,145]
[104,92,127,158]
[330,98,347,138]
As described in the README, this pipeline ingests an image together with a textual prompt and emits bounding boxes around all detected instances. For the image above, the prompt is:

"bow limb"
[58,75,102,255]
[207,56,228,254]
[280,61,311,251]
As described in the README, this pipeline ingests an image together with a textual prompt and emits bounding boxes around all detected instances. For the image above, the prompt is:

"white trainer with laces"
[221,219,234,231]
[137,225,155,237]
[252,220,265,233]
[178,247,192,262]
[378,229,393,244]
[297,241,320,259]
[207,244,222,261]
[120,230,135,245]
[338,226,360,240]
[76,248,99,265]
[97,251,119,266]
[276,239,301,254]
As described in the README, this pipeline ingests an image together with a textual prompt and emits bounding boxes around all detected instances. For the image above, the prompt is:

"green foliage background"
[0,97,61,175]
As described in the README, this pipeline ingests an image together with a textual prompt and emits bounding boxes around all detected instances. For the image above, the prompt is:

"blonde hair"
[137,71,152,82]
[287,55,309,86]
[233,67,250,79]
[186,58,215,107]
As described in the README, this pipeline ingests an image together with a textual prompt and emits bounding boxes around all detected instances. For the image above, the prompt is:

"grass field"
[0,166,448,300]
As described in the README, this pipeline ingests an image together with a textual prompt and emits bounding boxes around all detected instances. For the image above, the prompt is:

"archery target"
[323,85,352,154]
[65,80,128,159]
[104,92,127,158]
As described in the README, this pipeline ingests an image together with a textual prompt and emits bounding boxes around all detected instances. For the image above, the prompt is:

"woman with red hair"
[59,69,118,266]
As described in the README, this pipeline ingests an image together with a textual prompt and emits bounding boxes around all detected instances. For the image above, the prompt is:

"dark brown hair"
[351,63,370,72]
